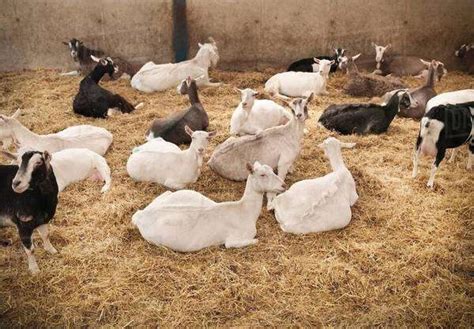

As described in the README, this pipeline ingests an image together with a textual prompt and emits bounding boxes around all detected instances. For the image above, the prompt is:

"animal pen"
[1,0,473,327]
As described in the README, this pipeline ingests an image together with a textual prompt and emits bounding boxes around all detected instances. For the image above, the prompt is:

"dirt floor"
[0,68,473,327]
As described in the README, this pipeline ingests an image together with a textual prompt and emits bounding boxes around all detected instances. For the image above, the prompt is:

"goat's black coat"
[318,91,411,135]
[0,151,58,250]
[73,59,135,118]
[287,48,344,73]
[415,102,474,167]
[147,79,208,145]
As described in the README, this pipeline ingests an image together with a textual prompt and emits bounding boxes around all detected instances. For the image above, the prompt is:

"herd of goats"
[0,37,473,273]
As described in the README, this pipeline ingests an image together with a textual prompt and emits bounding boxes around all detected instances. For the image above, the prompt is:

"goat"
[209,94,311,182]
[412,102,473,188]
[265,60,333,99]
[61,38,139,79]
[5,148,111,193]
[127,127,215,190]
[342,54,406,97]
[379,60,443,119]
[318,91,411,135]
[287,48,345,73]
[131,37,220,92]
[372,42,446,77]
[132,161,285,252]
[230,88,290,136]
[271,137,358,234]
[0,109,113,155]
[426,89,474,113]
[455,44,474,74]
[0,150,58,274]
[146,77,209,145]
[73,56,142,118]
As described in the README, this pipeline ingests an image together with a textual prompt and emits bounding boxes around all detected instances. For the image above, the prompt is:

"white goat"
[127,127,215,189]
[51,148,111,193]
[425,89,474,113]
[8,147,112,193]
[230,88,290,136]
[0,110,112,155]
[131,161,285,252]
[131,38,220,93]
[264,59,334,99]
[271,137,358,234]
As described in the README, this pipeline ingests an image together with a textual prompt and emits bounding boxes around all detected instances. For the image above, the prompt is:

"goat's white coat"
[51,148,111,193]
[131,162,285,252]
[272,138,358,234]
[131,39,220,92]
[127,130,213,189]
[425,89,474,112]
[230,89,289,136]
[264,59,333,99]
[0,110,112,155]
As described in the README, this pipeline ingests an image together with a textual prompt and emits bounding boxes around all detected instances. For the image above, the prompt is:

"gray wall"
[1,0,473,72]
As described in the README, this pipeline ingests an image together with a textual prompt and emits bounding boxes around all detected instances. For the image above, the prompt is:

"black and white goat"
[0,150,59,274]
[62,38,139,79]
[455,44,474,74]
[73,56,142,118]
[318,90,412,135]
[287,48,345,73]
[61,38,104,77]
[412,102,473,188]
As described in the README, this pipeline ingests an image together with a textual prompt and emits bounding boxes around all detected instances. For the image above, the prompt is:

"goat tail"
[94,154,112,193]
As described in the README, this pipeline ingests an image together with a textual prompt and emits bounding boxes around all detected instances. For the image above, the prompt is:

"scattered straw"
[0,68,473,327]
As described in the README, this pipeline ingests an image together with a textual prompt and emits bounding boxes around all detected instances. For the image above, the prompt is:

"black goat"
[287,48,345,73]
[146,77,209,145]
[0,150,59,274]
[318,91,411,135]
[412,101,473,188]
[73,57,138,118]
[455,44,474,74]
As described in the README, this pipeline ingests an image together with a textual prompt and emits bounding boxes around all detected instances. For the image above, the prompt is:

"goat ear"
[371,42,376,47]
[246,162,254,174]
[313,58,320,64]
[352,53,361,61]
[305,92,314,104]
[419,58,430,66]
[0,151,17,161]
[62,41,69,46]
[198,43,203,48]
[184,125,193,136]
[43,151,52,167]
[252,90,258,96]
[329,60,335,65]
[11,109,21,119]
[208,37,216,45]
[386,43,391,49]
[340,142,356,149]
[90,55,101,62]
[207,131,216,138]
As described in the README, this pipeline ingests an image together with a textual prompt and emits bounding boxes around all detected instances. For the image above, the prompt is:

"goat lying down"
[318,91,412,135]
[127,127,215,190]
[412,102,473,188]
[271,137,358,234]
[0,109,113,155]
[132,161,285,252]
[131,37,220,93]
[73,56,142,118]
[2,148,111,193]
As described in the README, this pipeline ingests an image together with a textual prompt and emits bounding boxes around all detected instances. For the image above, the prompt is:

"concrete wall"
[1,0,473,72]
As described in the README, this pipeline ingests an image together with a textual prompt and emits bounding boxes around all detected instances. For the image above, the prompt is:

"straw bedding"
[0,68,473,327]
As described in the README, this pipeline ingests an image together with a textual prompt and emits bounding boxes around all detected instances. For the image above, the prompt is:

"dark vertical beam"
[172,0,188,63]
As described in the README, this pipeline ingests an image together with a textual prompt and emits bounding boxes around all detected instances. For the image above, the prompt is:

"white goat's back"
[425,89,474,112]
[265,72,323,97]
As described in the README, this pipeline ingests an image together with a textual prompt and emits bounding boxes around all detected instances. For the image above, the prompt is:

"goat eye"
[260,174,266,177]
